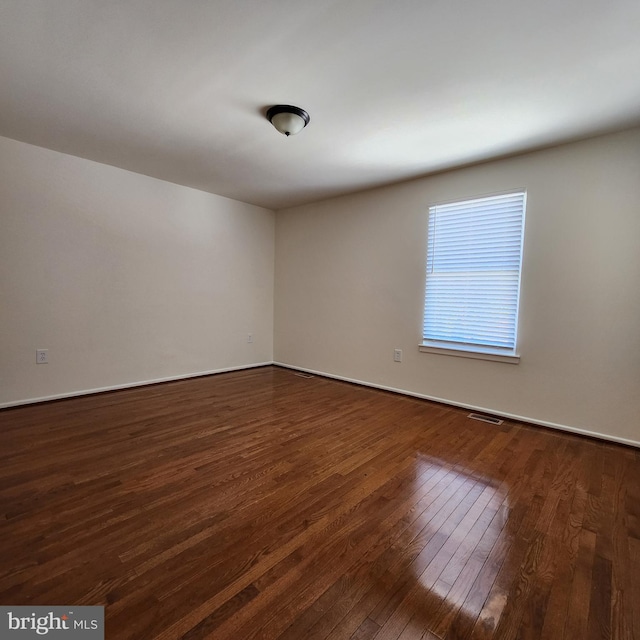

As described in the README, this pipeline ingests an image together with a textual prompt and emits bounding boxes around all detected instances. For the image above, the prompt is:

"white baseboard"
[5,361,638,450]
[274,361,640,450]
[0,362,274,409]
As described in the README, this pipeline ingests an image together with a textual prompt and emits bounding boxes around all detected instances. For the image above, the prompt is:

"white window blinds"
[423,192,526,353]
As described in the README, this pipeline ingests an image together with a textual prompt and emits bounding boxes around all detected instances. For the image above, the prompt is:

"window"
[421,191,526,363]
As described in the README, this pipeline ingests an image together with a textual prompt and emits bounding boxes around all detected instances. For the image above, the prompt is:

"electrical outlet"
[247,333,253,343]
[36,349,48,364]
[393,349,402,362]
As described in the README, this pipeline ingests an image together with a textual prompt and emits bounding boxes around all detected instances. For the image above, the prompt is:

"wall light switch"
[247,333,254,343]
[36,349,48,364]
[394,349,402,362]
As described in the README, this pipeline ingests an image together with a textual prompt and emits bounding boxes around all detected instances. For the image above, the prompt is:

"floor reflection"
[367,453,512,639]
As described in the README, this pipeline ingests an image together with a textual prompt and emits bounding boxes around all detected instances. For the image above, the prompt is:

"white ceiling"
[1,0,639,210]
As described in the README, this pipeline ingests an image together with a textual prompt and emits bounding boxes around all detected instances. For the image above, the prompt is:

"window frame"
[420,190,526,364]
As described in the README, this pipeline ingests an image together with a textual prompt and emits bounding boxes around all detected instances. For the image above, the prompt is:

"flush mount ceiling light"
[266,105,310,136]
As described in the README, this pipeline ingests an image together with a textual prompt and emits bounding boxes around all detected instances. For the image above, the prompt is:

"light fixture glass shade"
[271,112,305,136]
[266,105,310,136]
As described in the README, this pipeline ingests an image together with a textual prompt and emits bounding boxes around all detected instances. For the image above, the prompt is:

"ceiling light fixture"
[266,105,310,136]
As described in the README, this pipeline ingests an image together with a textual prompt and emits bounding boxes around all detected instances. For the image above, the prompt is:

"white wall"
[274,128,640,446]
[3,130,639,446]
[0,136,274,406]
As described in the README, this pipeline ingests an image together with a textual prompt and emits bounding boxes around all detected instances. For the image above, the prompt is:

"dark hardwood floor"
[0,366,638,639]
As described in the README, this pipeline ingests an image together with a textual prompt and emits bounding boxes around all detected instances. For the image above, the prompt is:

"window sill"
[419,342,520,364]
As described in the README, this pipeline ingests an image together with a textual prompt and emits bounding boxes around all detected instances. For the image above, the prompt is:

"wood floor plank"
[628,536,640,640]
[302,468,466,640]
[562,528,597,640]
[0,366,637,640]
[273,464,447,640]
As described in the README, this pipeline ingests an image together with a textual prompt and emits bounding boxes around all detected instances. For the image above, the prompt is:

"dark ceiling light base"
[266,105,310,136]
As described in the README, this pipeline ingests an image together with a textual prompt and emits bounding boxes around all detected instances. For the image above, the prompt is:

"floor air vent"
[294,372,315,379]
[468,413,504,425]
